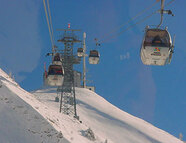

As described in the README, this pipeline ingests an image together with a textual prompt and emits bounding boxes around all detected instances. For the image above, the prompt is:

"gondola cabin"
[44,64,64,86]
[140,28,173,66]
[77,48,84,57]
[89,50,100,64]
[53,53,62,65]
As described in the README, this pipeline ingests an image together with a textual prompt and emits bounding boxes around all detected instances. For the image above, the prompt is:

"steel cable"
[100,0,176,43]
[43,0,54,47]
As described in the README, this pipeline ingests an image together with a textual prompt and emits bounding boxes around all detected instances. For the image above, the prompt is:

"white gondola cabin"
[77,48,84,57]
[140,27,173,66]
[53,53,62,65]
[89,50,100,64]
[44,64,64,86]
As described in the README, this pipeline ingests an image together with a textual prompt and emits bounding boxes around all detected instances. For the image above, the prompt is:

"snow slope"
[0,69,69,143]
[33,87,183,143]
[0,68,183,143]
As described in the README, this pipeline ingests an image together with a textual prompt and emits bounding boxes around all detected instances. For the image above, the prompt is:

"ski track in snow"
[0,68,184,143]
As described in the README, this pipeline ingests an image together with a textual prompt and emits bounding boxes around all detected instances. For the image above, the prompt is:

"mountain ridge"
[0,68,183,143]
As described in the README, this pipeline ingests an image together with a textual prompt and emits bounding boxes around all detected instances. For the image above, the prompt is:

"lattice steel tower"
[57,27,81,119]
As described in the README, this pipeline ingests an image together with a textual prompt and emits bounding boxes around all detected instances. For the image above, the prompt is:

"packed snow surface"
[0,68,183,143]
[0,69,69,143]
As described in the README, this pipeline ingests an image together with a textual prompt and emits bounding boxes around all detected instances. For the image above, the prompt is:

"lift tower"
[57,26,81,119]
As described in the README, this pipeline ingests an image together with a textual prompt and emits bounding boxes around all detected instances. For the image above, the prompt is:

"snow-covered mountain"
[0,68,183,143]
[0,69,69,143]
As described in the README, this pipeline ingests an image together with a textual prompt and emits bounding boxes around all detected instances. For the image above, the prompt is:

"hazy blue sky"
[0,0,185,140]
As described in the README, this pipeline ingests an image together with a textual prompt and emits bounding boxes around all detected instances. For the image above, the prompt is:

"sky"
[0,0,185,140]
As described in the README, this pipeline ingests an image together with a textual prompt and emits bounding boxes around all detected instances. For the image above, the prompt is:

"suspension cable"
[100,0,159,41]
[165,0,176,7]
[101,0,176,43]
[102,11,157,42]
[43,0,54,47]
[47,0,55,43]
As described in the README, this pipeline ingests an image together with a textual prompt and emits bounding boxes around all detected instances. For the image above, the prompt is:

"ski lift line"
[165,0,176,8]
[102,11,157,42]
[101,0,176,43]
[100,0,159,41]
[47,0,55,43]
[43,0,54,46]
[118,12,157,35]
[43,0,54,47]
[157,0,176,28]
